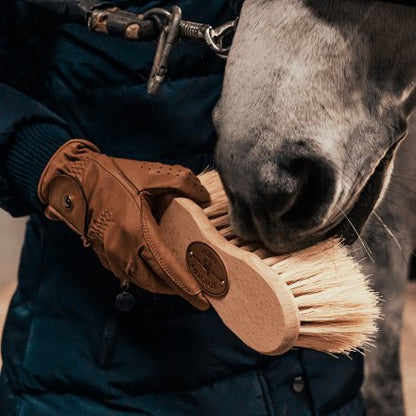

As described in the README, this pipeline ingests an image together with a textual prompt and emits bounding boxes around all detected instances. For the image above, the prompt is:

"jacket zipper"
[97,281,136,368]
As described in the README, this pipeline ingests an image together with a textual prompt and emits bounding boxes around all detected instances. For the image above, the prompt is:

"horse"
[213,1,416,414]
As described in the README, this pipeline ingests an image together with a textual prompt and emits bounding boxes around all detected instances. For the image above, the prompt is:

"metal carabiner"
[146,6,182,95]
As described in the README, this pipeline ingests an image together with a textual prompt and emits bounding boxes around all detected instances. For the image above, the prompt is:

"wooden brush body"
[161,197,300,355]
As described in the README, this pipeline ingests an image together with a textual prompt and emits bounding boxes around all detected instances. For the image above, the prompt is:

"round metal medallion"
[115,291,136,312]
[186,242,229,297]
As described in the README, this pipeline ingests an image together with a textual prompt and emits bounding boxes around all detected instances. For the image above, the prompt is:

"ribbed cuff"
[3,122,73,211]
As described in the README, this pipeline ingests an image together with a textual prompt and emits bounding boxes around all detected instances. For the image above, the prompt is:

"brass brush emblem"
[186,242,229,297]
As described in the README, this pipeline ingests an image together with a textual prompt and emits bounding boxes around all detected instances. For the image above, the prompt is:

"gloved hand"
[38,139,211,310]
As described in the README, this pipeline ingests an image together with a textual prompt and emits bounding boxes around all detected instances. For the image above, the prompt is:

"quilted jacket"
[0,1,364,414]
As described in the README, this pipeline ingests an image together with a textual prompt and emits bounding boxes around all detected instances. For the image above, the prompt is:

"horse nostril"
[283,158,335,227]
[254,156,336,230]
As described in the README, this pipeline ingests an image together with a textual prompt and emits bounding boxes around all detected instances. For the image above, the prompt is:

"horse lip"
[256,224,327,253]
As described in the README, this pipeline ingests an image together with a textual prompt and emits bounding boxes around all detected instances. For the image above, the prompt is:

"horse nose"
[253,154,336,229]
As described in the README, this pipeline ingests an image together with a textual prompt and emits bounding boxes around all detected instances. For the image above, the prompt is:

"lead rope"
[27,0,238,94]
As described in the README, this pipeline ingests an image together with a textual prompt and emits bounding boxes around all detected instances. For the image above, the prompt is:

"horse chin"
[259,231,326,254]
[229,208,328,254]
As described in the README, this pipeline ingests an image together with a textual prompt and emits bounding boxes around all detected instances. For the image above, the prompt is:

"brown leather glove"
[38,139,211,310]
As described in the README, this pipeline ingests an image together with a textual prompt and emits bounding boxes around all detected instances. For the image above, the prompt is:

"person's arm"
[0,91,73,216]
[0,0,72,216]
[0,1,208,309]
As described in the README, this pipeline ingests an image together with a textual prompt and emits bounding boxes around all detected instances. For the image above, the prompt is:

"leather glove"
[38,139,211,310]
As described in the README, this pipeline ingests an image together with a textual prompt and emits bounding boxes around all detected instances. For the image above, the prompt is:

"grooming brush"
[159,170,379,355]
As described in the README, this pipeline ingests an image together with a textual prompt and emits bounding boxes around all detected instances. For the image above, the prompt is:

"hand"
[38,139,211,310]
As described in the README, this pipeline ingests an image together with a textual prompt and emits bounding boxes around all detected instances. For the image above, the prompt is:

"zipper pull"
[115,281,136,312]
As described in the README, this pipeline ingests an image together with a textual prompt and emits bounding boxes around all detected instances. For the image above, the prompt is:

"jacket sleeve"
[0,0,72,217]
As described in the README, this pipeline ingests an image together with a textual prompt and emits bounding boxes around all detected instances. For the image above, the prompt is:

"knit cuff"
[3,122,73,212]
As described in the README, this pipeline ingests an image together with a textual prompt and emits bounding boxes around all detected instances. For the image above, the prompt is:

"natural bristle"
[198,170,380,355]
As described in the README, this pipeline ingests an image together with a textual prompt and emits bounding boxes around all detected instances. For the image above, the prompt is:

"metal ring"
[203,27,222,54]
[142,8,173,36]
[203,19,237,57]
[204,27,231,56]
[142,7,172,20]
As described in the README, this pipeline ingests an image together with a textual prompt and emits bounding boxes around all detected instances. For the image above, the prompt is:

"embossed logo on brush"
[186,242,229,297]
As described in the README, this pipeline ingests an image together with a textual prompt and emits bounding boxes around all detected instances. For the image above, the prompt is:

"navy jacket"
[0,1,364,414]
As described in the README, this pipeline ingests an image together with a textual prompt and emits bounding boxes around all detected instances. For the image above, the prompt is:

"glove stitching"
[140,197,200,296]
[88,158,142,200]
[68,159,87,177]
[88,208,114,242]
[79,158,152,283]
